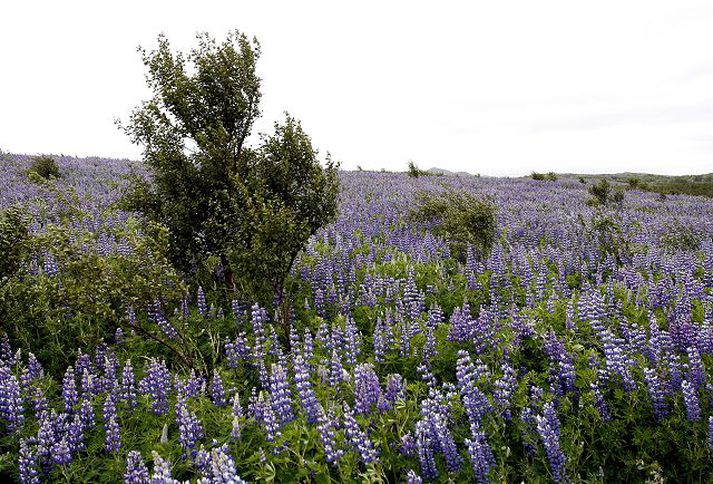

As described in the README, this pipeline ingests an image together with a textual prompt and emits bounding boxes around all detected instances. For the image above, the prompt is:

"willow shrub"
[0,209,184,376]
[410,190,497,263]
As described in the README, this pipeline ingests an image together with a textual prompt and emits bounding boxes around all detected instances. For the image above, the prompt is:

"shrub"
[410,190,497,262]
[531,171,546,181]
[0,207,29,281]
[0,212,184,375]
[659,222,700,252]
[28,154,61,180]
[407,160,423,177]
[587,178,624,208]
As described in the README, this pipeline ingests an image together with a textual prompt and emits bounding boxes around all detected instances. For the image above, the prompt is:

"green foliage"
[225,115,340,305]
[120,31,339,311]
[120,30,263,276]
[27,154,61,180]
[0,207,28,281]
[587,178,625,208]
[407,160,421,177]
[410,190,497,262]
[659,222,700,253]
[582,213,631,264]
[0,214,184,375]
[531,172,557,181]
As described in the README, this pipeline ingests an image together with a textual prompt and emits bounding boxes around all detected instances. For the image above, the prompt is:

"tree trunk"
[221,255,235,292]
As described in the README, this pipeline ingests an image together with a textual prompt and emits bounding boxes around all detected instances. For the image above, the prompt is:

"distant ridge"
[426,167,472,177]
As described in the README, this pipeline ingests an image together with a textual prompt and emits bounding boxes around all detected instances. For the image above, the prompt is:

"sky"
[1,1,712,176]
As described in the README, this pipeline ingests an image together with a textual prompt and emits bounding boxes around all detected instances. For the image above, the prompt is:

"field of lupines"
[2,153,713,482]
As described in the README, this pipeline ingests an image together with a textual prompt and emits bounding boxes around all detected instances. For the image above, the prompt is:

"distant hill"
[426,167,473,177]
[555,172,713,198]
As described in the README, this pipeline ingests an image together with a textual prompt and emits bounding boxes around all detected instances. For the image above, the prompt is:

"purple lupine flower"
[197,286,207,316]
[36,412,54,464]
[415,391,461,475]
[67,414,85,453]
[708,416,713,450]
[79,368,93,398]
[103,394,121,453]
[536,403,567,483]
[456,350,491,426]
[493,360,517,420]
[196,445,247,484]
[685,346,706,391]
[176,396,204,455]
[590,380,610,421]
[422,325,437,361]
[120,359,137,408]
[379,373,405,412]
[105,414,121,454]
[138,358,171,415]
[124,450,149,484]
[150,451,179,484]
[28,385,48,415]
[51,437,72,466]
[406,469,422,484]
[643,367,668,421]
[682,379,701,422]
[343,317,362,366]
[294,351,320,425]
[329,348,344,387]
[104,351,119,393]
[0,365,24,432]
[353,363,381,415]
[184,369,205,398]
[61,366,78,413]
[400,432,416,456]
[465,424,496,484]
[0,332,15,365]
[114,327,124,345]
[79,397,95,431]
[270,363,294,425]
[225,332,249,368]
[343,405,379,464]
[26,353,44,381]
[373,316,389,363]
[250,391,281,443]
[415,419,438,480]
[18,437,40,484]
[211,370,227,406]
[316,404,344,466]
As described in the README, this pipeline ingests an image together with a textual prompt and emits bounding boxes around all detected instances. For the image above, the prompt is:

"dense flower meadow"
[1,154,713,482]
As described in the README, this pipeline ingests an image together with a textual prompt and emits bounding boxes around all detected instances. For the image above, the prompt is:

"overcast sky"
[2,1,712,176]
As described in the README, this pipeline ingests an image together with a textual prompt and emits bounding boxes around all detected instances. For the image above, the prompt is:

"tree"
[120,31,339,320]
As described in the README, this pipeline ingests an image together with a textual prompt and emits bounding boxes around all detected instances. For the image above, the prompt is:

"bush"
[407,160,424,177]
[531,171,557,181]
[0,212,184,375]
[659,222,700,252]
[28,154,61,180]
[0,207,29,281]
[410,190,497,262]
[587,178,624,208]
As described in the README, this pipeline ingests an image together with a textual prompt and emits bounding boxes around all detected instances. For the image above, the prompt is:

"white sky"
[1,1,713,176]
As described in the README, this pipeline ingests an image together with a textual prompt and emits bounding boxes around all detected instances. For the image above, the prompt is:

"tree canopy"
[120,30,339,309]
